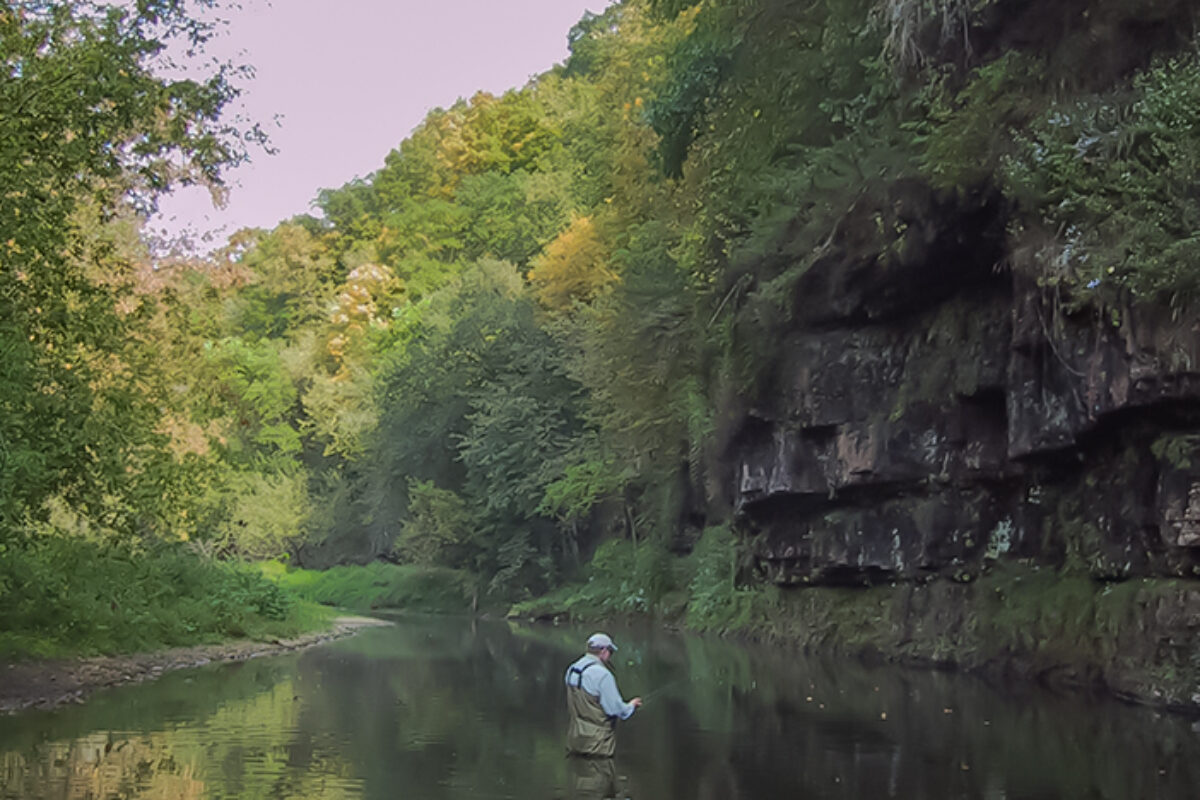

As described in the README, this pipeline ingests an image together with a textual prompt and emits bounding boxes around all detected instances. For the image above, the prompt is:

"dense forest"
[5,0,1200,700]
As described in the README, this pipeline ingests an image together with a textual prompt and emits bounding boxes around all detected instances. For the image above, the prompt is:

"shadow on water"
[3,614,1199,799]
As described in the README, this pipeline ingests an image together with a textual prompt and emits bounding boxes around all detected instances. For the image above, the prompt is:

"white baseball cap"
[587,632,618,651]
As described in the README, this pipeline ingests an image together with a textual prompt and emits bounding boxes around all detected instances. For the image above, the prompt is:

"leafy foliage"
[1002,51,1200,301]
[507,528,768,628]
[267,560,473,614]
[509,538,680,619]
[527,216,616,309]
[538,452,628,525]
[645,26,733,177]
[684,524,760,630]
[396,479,475,568]
[918,51,1044,189]
[0,534,303,658]
[0,0,256,532]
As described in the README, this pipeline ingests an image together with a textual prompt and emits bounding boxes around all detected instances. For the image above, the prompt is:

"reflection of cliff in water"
[3,616,1199,799]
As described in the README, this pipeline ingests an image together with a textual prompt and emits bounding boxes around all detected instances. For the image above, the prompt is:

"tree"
[228,224,340,340]
[0,0,258,532]
[527,216,616,310]
[396,479,474,567]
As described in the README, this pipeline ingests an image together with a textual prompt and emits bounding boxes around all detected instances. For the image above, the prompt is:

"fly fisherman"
[564,632,643,757]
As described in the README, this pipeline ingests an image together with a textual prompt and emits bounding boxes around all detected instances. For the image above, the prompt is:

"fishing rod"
[639,677,684,703]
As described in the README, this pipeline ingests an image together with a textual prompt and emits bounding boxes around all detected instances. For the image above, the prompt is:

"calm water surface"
[2,615,1198,799]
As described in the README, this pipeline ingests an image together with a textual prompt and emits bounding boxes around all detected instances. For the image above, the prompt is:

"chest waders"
[565,661,618,757]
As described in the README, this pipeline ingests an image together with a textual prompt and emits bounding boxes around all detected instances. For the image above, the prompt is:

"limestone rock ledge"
[723,180,1200,707]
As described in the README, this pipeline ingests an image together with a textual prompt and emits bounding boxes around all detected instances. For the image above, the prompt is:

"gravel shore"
[0,615,391,715]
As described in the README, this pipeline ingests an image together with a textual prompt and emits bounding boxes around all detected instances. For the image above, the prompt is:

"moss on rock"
[736,564,1200,710]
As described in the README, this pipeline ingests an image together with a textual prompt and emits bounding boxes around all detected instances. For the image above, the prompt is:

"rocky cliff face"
[724,180,1200,707]
[732,180,1200,585]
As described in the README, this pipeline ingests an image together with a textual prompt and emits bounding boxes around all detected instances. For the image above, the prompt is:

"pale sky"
[149,0,612,251]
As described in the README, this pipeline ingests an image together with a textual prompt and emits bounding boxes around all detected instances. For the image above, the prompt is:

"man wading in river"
[564,632,642,757]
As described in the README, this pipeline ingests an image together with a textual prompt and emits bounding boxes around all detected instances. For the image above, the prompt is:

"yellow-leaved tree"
[527,216,616,311]
[326,262,405,374]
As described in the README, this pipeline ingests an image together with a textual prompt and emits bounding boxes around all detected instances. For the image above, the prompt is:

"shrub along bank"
[0,535,331,660]
[509,526,774,631]
[0,537,474,662]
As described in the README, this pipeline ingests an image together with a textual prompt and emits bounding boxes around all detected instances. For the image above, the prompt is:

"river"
[1,614,1197,799]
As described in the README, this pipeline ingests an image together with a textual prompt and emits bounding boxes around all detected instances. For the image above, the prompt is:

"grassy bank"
[0,535,334,660]
[262,561,475,614]
[0,533,477,662]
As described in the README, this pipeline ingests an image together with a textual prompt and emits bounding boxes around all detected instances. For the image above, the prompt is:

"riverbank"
[512,558,1200,715]
[752,567,1200,715]
[0,615,391,716]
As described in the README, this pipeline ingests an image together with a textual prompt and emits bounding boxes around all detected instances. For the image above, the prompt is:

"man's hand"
[630,697,643,708]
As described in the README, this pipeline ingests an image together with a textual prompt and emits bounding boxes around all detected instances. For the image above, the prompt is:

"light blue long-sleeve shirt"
[564,653,637,720]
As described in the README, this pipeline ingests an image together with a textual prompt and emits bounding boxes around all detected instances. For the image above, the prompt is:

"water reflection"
[2,615,1198,799]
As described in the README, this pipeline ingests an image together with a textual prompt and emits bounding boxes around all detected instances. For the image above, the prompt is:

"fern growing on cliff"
[1002,48,1200,303]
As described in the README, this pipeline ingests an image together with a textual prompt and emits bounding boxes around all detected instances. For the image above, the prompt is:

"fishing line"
[640,677,687,702]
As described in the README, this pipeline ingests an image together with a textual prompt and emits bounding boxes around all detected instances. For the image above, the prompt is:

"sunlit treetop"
[0,0,263,265]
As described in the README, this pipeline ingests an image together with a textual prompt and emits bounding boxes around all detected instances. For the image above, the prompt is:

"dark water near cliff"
[2,615,1198,799]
